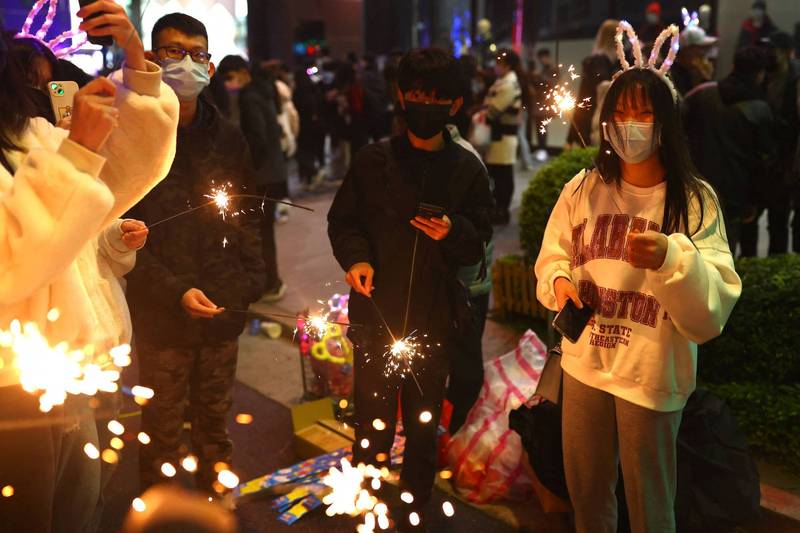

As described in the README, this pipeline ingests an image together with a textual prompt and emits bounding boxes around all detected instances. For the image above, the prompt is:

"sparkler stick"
[225,309,357,328]
[146,193,314,229]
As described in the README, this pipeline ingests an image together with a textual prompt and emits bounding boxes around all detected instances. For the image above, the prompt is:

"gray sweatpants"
[562,372,682,533]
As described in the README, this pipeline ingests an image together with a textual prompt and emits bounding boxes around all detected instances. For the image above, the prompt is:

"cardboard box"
[291,399,355,459]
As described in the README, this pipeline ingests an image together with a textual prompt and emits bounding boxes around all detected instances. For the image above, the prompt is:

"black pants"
[138,340,238,492]
[767,203,792,255]
[297,125,326,184]
[739,212,759,258]
[258,184,284,292]
[0,386,59,533]
[447,293,489,434]
[488,163,514,214]
[351,338,450,505]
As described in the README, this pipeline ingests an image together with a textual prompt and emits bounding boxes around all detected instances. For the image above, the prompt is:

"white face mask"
[161,56,210,102]
[603,121,659,164]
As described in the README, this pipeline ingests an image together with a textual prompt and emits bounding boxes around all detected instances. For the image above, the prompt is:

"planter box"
[492,256,549,320]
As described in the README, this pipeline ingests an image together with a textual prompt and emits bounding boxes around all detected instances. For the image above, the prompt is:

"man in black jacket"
[683,46,775,256]
[127,13,265,493]
[239,64,289,301]
[328,48,493,531]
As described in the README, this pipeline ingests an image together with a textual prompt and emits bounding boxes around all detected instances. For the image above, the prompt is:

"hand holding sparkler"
[346,262,374,297]
[120,219,148,250]
[181,288,224,319]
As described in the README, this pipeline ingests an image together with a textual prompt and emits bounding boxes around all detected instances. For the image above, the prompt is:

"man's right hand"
[554,277,582,311]
[181,288,224,319]
[346,262,374,297]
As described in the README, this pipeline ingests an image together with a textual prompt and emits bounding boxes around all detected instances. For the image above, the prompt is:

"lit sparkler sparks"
[0,317,131,412]
[204,184,232,219]
[304,312,330,339]
[536,64,592,147]
[383,333,425,395]
[322,459,390,532]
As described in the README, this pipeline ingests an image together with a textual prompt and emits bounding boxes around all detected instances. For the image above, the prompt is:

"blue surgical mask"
[161,56,210,101]
[603,121,659,164]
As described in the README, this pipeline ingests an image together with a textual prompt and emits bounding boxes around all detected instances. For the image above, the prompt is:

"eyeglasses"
[155,46,212,64]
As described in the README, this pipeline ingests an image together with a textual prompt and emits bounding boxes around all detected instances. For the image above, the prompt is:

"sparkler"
[322,458,390,532]
[367,298,423,396]
[0,317,130,412]
[147,183,314,229]
[537,64,592,148]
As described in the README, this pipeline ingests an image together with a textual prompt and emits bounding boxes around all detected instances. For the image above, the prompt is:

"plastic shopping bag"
[445,330,549,503]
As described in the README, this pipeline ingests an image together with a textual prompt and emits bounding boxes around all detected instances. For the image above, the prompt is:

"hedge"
[518,147,598,262]
[699,254,800,385]
[707,382,800,471]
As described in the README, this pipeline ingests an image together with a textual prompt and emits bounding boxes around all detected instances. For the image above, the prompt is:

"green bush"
[707,382,800,471]
[699,254,800,384]
[518,147,598,262]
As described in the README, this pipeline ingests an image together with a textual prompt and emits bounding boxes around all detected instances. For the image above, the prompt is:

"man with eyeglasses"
[126,13,266,494]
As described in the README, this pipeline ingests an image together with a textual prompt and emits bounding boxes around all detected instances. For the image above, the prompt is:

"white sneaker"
[535,149,549,162]
[261,282,288,303]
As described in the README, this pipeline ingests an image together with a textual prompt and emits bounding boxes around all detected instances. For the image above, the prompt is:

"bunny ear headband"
[16,0,88,59]
[612,20,680,102]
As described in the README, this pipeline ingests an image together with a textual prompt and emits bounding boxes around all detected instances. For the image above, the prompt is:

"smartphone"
[78,0,114,46]
[417,202,446,220]
[552,299,593,344]
[47,81,80,123]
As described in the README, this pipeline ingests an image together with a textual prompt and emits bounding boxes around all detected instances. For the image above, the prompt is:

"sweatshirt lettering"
[578,280,661,329]
[571,214,661,267]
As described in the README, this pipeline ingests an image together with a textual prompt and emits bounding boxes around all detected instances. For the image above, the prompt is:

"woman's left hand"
[626,230,668,270]
[410,215,452,241]
[121,219,148,250]
[78,0,146,71]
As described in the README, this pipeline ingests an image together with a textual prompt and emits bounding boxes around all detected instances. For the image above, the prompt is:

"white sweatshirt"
[535,170,742,412]
[0,61,179,388]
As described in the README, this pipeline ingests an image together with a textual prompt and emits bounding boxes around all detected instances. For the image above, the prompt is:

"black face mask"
[403,101,452,139]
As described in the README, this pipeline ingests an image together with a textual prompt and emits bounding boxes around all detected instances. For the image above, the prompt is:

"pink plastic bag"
[446,330,549,503]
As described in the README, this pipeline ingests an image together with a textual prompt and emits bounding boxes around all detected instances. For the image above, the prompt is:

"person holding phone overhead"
[0,1,179,530]
[534,23,741,533]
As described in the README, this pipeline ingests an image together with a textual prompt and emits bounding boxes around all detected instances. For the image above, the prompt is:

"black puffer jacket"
[126,99,265,347]
[683,74,776,218]
[327,133,493,346]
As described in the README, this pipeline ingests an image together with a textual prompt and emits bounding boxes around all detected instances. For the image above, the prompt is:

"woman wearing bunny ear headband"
[535,22,741,533]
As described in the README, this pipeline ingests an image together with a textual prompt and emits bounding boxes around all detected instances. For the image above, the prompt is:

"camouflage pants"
[137,339,238,492]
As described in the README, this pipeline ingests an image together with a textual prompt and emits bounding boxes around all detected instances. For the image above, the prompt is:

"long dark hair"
[0,32,38,173]
[496,48,531,112]
[595,68,712,236]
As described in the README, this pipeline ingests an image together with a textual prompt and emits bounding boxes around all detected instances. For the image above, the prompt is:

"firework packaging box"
[294,421,354,459]
[234,448,351,499]
[271,484,327,512]
[290,397,356,458]
[277,494,324,525]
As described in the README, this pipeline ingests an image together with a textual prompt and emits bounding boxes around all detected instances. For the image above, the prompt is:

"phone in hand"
[78,0,114,46]
[552,299,593,344]
[417,202,446,220]
[47,81,80,123]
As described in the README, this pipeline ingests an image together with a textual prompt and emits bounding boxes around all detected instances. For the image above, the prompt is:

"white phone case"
[47,81,79,123]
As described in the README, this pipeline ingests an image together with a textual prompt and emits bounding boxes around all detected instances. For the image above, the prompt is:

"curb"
[758,483,800,531]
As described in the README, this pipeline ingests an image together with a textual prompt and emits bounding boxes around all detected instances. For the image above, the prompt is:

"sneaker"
[312,168,327,188]
[261,282,287,302]
[276,199,291,222]
[535,148,549,162]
